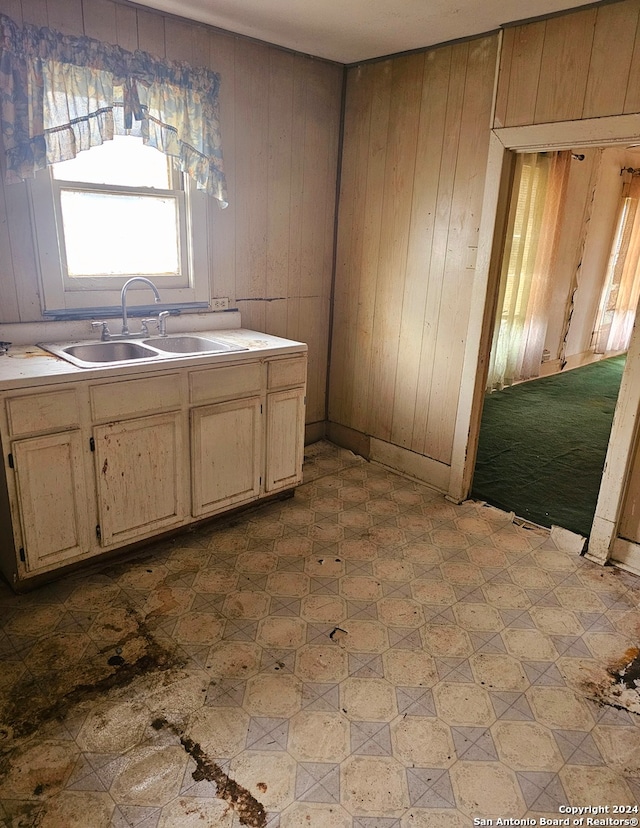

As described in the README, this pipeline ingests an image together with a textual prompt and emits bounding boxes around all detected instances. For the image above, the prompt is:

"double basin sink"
[40,334,248,369]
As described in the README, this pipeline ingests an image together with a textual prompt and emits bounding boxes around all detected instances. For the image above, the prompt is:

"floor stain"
[0,607,180,748]
[610,646,640,690]
[152,716,267,828]
[581,646,640,716]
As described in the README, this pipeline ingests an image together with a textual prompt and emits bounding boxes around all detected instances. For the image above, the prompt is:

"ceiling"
[132,0,599,63]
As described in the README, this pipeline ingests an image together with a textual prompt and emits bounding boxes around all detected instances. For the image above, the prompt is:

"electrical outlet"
[211,297,230,310]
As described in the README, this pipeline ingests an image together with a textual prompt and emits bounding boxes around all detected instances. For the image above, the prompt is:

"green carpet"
[471,355,626,537]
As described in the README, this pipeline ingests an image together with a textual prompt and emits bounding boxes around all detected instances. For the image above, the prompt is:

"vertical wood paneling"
[320,74,340,304]
[234,40,270,301]
[266,50,294,301]
[46,0,84,35]
[0,170,21,322]
[493,27,513,129]
[496,1,640,127]
[164,17,194,64]
[265,298,288,339]
[0,1,341,426]
[286,61,306,311]
[425,37,496,464]
[192,25,210,67]
[299,60,336,299]
[534,8,597,124]
[369,54,423,441]
[114,2,137,51]
[583,1,639,118]
[330,35,498,469]
[20,0,47,26]
[350,62,392,434]
[300,295,325,423]
[82,0,116,42]
[624,8,640,112]
[503,22,545,127]
[136,8,165,57]
[328,66,375,427]
[2,0,23,23]
[390,46,450,449]
[208,30,237,303]
[414,43,468,459]
[3,180,41,319]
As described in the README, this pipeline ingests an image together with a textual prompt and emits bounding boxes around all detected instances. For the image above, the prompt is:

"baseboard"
[326,421,371,458]
[369,437,451,493]
[326,422,451,491]
[305,421,326,445]
[610,537,640,576]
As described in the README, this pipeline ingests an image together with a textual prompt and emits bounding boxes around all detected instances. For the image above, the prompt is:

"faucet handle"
[157,311,170,337]
[140,319,153,336]
[91,321,111,341]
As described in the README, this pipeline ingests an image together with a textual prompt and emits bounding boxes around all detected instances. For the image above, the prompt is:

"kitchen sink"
[142,335,242,353]
[56,341,157,367]
[39,333,248,368]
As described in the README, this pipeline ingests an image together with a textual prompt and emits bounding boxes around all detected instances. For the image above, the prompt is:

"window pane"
[60,190,180,277]
[52,136,171,188]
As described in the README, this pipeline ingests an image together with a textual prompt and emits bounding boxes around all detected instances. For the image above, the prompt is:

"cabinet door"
[265,388,305,492]
[12,431,92,572]
[191,397,262,516]
[94,412,186,546]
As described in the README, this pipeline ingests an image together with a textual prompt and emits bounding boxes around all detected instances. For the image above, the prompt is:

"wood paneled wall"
[0,0,343,426]
[329,35,498,468]
[495,0,640,128]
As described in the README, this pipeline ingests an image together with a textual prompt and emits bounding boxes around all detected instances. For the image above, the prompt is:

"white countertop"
[0,329,307,391]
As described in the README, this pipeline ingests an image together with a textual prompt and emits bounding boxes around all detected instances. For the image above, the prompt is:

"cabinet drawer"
[268,356,307,390]
[7,389,80,436]
[90,374,182,421]
[189,362,263,405]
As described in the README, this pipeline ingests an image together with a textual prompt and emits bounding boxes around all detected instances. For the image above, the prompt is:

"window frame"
[29,142,210,317]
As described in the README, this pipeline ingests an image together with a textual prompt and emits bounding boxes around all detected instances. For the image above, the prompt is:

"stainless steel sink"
[47,341,158,368]
[39,333,248,368]
[142,335,241,354]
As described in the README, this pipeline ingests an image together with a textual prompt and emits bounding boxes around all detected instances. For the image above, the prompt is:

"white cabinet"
[191,397,262,516]
[265,388,305,492]
[265,356,306,492]
[0,341,307,588]
[11,431,93,572]
[93,412,187,546]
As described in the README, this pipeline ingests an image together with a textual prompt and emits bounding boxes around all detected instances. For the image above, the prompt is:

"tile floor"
[0,440,639,827]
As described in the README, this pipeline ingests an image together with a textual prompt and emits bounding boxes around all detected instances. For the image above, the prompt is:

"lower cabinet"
[93,412,187,546]
[265,388,305,492]
[12,431,92,572]
[191,396,262,516]
[0,349,307,586]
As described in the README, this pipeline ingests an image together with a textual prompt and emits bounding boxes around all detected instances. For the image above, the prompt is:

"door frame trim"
[449,113,640,565]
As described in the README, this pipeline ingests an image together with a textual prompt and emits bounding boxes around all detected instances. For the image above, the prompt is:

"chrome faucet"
[120,277,161,336]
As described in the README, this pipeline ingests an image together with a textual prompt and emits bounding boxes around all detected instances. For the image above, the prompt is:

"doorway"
[470,145,640,536]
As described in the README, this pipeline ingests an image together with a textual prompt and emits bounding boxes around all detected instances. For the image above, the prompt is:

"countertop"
[0,329,307,391]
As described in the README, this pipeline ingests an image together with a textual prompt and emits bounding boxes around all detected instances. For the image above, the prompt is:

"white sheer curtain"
[593,175,640,354]
[486,151,571,391]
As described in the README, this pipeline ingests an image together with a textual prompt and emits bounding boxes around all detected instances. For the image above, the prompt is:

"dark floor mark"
[0,607,181,748]
[152,717,267,828]
[329,627,347,643]
[580,646,640,717]
[611,647,640,690]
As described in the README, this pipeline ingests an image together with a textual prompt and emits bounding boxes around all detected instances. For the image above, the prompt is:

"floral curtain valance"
[0,13,228,205]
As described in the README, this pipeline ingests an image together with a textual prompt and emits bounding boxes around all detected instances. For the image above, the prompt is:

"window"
[30,136,210,316]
